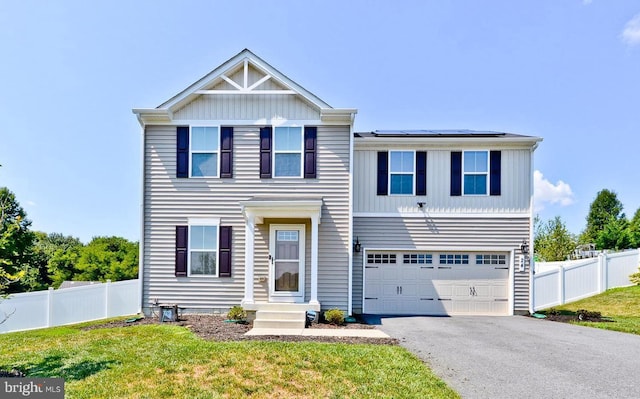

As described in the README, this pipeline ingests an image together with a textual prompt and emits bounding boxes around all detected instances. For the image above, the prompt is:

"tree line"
[1,187,138,294]
[535,189,640,262]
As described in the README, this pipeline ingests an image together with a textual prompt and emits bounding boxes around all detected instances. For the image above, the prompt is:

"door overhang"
[240,196,323,223]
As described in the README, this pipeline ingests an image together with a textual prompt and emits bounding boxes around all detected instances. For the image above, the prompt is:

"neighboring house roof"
[132,48,356,126]
[58,281,101,290]
[355,129,542,147]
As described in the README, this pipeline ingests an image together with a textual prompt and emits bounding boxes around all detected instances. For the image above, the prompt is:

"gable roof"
[133,49,356,126]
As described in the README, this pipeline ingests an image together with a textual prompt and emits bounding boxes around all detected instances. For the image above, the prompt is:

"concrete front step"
[243,302,321,312]
[253,309,307,329]
[257,310,306,321]
[253,319,306,329]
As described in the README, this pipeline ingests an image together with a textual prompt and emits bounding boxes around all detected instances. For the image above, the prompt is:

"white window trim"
[462,150,490,196]
[189,125,221,178]
[187,217,220,277]
[272,125,304,178]
[388,150,416,196]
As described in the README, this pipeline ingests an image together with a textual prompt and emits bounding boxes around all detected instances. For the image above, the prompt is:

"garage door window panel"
[476,254,507,265]
[440,254,469,265]
[367,253,397,264]
[404,254,433,264]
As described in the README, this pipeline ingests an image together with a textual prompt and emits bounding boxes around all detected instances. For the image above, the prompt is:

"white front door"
[269,224,305,302]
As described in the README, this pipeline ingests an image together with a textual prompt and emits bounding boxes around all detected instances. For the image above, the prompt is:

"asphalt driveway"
[372,316,640,399]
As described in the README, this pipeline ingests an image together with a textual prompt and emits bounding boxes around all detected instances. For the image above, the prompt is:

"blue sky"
[1,0,639,242]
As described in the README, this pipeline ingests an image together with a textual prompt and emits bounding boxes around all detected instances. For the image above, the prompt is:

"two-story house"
[133,49,541,326]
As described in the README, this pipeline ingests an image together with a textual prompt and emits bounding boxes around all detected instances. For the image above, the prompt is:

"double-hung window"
[463,151,489,195]
[189,223,218,276]
[274,126,303,177]
[191,126,219,177]
[389,151,415,195]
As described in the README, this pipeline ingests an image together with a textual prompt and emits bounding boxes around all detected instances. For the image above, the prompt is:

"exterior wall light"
[353,237,361,253]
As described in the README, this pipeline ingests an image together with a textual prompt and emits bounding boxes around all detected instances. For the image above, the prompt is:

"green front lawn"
[544,285,640,335]
[0,322,459,399]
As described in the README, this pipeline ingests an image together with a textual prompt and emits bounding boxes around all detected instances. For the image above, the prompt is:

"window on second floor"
[463,151,489,195]
[389,151,415,195]
[273,126,303,177]
[191,126,219,177]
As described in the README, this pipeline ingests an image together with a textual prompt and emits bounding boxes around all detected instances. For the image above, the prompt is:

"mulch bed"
[81,315,398,345]
[542,314,613,323]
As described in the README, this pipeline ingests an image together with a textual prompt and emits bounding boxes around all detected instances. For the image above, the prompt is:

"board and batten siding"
[353,148,532,214]
[142,125,351,312]
[351,216,531,314]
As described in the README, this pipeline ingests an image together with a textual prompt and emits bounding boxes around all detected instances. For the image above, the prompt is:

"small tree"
[595,217,631,251]
[581,189,624,245]
[534,216,577,261]
[74,236,139,282]
[0,187,33,293]
[628,208,640,249]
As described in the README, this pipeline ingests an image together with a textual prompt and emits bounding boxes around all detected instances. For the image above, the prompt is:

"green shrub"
[227,305,246,321]
[324,308,345,325]
[630,269,640,285]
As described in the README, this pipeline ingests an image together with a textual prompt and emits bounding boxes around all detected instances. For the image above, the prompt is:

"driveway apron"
[374,316,640,399]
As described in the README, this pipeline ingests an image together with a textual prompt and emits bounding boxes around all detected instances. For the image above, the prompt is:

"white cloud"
[621,13,640,46]
[534,170,574,212]
[26,200,37,207]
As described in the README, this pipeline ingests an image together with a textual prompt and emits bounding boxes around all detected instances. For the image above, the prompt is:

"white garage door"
[364,251,510,315]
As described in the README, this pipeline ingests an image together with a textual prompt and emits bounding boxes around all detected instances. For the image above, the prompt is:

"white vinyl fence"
[533,249,640,311]
[0,279,140,334]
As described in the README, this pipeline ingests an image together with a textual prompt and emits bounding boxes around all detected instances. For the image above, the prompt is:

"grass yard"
[544,285,640,335]
[0,321,459,399]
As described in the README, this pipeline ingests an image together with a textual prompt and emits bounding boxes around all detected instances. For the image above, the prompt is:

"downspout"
[528,143,537,315]
[347,113,355,316]
[137,123,146,315]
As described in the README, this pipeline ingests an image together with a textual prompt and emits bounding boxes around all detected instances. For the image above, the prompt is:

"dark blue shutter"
[416,151,427,196]
[490,150,501,196]
[450,151,462,196]
[175,226,188,277]
[304,126,317,178]
[219,226,232,277]
[377,151,388,195]
[220,127,233,178]
[176,126,189,178]
[259,127,272,178]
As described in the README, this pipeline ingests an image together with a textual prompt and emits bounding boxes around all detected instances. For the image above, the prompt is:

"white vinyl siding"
[142,125,351,312]
[352,216,531,314]
[354,148,532,214]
